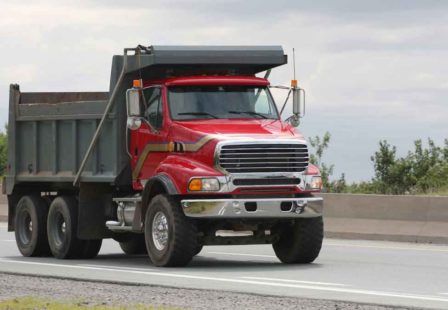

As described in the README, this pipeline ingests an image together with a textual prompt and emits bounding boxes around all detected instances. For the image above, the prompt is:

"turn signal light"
[188,178,203,191]
[188,178,220,192]
[291,79,298,88]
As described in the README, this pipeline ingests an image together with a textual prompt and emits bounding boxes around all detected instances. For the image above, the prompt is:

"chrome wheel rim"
[152,211,169,251]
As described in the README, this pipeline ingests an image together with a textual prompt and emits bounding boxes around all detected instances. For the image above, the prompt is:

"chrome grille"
[218,142,309,174]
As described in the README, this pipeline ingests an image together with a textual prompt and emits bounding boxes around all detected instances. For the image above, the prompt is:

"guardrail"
[1,193,447,243]
[319,193,448,243]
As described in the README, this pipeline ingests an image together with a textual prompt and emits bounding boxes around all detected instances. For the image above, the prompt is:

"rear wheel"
[14,195,51,257]
[194,245,203,256]
[145,194,198,267]
[273,217,324,264]
[47,196,103,259]
[119,234,146,255]
[80,239,103,259]
[47,196,84,259]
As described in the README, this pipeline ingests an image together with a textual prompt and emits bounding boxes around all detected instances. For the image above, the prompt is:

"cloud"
[0,0,446,181]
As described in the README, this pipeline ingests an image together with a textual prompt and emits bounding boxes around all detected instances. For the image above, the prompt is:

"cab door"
[131,86,168,184]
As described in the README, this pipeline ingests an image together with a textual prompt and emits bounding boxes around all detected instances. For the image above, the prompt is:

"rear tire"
[145,194,198,267]
[273,217,324,264]
[47,196,84,259]
[119,234,146,255]
[194,245,203,256]
[14,195,51,257]
[79,239,103,259]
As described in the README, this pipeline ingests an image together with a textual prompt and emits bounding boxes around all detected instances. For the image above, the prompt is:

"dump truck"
[4,45,324,266]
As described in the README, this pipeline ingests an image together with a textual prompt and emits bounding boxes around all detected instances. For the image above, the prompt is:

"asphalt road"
[0,223,447,309]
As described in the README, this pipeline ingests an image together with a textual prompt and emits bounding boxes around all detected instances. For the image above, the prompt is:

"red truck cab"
[130,75,321,197]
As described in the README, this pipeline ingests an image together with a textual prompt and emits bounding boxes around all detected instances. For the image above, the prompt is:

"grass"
[0,297,178,310]
[433,186,448,196]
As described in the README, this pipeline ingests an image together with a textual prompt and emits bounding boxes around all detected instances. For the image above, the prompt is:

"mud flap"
[78,183,114,239]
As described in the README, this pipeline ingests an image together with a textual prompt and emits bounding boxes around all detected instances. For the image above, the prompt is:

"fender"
[137,174,179,227]
[154,155,222,194]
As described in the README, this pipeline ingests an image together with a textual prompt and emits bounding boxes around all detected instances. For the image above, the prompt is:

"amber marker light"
[291,79,298,88]
[188,178,203,191]
[133,79,142,88]
[168,142,175,152]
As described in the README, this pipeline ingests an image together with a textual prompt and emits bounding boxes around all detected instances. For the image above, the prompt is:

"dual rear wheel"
[15,195,102,259]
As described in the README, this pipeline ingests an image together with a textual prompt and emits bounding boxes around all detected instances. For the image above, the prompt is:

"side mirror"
[288,87,305,127]
[292,87,305,117]
[126,89,141,117]
[126,89,142,130]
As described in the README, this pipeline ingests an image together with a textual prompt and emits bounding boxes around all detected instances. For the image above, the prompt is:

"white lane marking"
[80,264,159,272]
[241,276,347,287]
[325,242,448,253]
[440,293,448,295]
[84,265,350,288]
[206,251,276,258]
[0,240,15,242]
[1,258,448,304]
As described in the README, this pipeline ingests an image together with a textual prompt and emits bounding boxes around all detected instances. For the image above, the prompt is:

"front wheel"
[273,217,324,264]
[144,195,198,267]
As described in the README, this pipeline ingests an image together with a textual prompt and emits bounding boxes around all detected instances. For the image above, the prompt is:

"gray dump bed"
[5,45,286,195]
[6,87,122,191]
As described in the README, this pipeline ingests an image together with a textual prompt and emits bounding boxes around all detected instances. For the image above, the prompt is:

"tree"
[370,138,448,195]
[370,140,412,194]
[308,132,335,191]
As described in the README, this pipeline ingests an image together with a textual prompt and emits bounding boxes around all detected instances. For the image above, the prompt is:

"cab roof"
[111,45,287,82]
[146,76,269,87]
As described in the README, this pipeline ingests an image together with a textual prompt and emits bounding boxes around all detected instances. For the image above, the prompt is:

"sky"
[1,0,447,182]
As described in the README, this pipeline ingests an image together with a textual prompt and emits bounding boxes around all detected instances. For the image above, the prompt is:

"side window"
[142,87,163,130]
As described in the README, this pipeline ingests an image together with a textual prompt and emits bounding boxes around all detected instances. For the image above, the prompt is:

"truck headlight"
[307,176,323,191]
[188,178,220,192]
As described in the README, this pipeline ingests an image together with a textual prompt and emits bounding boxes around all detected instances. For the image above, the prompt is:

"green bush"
[370,138,448,195]
[308,133,448,195]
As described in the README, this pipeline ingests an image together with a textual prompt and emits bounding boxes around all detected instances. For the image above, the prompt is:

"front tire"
[145,194,198,267]
[14,195,51,257]
[273,217,324,264]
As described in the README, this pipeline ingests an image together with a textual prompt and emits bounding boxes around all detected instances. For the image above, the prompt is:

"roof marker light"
[133,79,142,88]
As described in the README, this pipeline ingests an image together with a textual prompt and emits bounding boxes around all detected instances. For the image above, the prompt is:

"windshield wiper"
[228,111,268,119]
[178,112,218,119]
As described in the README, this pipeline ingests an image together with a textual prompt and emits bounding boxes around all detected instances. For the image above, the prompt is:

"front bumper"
[181,197,323,218]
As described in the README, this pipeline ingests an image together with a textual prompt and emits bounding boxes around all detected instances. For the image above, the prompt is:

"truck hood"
[174,119,303,140]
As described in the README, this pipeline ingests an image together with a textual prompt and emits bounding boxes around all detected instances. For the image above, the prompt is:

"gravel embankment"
[0,273,418,310]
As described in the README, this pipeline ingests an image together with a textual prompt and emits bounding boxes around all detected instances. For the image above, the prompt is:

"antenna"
[293,48,296,80]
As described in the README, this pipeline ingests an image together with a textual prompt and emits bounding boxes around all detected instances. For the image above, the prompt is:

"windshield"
[168,85,279,120]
